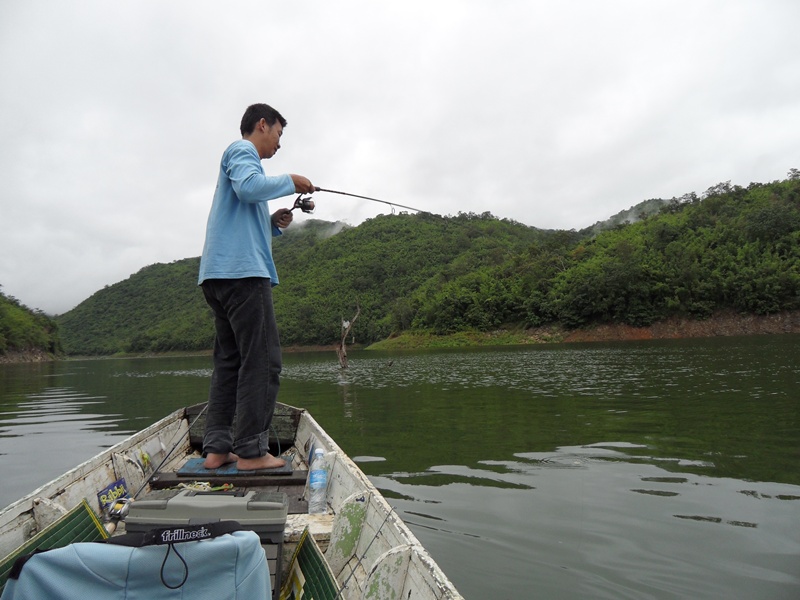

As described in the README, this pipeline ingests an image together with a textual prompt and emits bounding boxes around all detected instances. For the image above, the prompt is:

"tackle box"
[124,489,288,598]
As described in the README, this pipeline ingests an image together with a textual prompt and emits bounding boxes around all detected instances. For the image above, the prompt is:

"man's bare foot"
[237,454,286,471]
[204,452,238,469]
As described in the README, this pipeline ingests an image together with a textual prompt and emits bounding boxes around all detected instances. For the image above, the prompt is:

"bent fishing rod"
[291,187,428,215]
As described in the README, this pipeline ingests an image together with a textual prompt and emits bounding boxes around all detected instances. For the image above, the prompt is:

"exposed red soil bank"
[562,310,800,343]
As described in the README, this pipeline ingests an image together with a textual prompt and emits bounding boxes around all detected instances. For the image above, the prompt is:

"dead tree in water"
[337,305,360,369]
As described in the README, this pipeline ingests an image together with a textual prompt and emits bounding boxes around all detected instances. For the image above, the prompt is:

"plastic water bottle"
[308,448,328,514]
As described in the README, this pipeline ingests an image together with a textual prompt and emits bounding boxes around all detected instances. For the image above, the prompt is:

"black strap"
[106,520,244,590]
[104,520,242,547]
[8,549,47,581]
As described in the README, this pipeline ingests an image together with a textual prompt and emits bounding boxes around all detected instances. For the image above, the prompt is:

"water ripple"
[282,344,798,404]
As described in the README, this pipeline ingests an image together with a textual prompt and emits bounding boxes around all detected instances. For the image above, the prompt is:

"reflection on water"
[0,385,131,499]
[0,359,212,505]
[370,443,800,599]
[111,369,211,379]
[1,335,799,598]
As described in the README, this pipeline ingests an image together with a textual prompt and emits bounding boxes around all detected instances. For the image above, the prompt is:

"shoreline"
[352,309,800,350]
[2,310,798,363]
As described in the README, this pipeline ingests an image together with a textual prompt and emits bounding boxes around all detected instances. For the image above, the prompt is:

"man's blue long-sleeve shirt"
[198,140,296,285]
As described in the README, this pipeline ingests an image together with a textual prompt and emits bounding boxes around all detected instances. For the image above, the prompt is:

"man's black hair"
[240,103,288,136]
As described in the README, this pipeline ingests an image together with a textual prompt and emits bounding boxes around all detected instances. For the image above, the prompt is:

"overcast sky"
[2,1,799,315]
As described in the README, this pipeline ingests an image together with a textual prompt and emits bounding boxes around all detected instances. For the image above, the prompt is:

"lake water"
[1,336,799,599]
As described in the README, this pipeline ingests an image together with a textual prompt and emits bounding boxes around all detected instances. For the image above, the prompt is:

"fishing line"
[132,404,209,500]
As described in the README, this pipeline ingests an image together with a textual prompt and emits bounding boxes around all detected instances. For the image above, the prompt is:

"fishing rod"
[291,187,427,215]
[104,404,210,533]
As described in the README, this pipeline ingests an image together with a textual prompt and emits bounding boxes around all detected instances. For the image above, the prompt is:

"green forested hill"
[274,212,554,344]
[547,176,800,327]
[56,257,210,355]
[0,288,61,358]
[52,172,800,355]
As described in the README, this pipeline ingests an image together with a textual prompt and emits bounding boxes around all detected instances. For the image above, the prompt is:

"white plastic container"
[307,448,328,514]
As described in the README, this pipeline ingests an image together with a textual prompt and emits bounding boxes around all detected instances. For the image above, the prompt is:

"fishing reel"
[292,195,315,214]
[107,497,132,520]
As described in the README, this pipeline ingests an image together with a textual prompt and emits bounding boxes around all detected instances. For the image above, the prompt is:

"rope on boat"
[333,504,397,599]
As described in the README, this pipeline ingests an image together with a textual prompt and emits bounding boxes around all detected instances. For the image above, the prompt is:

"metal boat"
[0,402,463,599]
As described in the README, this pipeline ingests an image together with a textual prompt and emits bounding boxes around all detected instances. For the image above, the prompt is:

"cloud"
[1,0,799,314]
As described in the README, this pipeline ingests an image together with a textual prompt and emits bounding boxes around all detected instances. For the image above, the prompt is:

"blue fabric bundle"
[1,524,269,600]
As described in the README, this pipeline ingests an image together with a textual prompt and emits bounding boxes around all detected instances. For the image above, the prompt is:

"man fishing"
[198,103,314,470]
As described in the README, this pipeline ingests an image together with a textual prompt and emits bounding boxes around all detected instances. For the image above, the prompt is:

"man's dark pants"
[200,277,281,459]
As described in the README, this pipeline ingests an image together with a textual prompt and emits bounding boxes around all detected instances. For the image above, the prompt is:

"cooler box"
[124,490,287,598]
